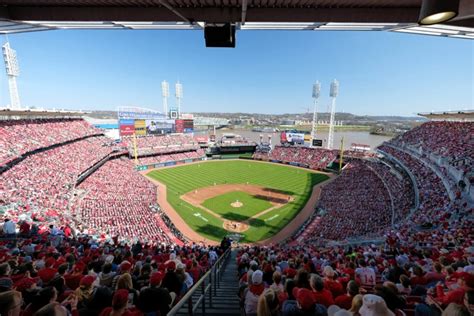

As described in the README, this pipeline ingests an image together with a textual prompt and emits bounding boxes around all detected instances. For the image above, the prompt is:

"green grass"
[202,191,273,221]
[147,160,329,242]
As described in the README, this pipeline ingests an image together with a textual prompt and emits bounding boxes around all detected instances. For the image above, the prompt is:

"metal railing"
[167,248,231,316]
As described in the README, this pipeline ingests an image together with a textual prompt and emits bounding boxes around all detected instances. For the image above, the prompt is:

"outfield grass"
[202,191,273,221]
[147,160,329,242]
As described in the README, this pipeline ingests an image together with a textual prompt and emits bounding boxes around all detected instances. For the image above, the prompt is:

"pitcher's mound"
[223,220,248,232]
[231,201,243,208]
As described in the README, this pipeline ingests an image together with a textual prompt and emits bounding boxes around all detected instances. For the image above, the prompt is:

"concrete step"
[172,250,241,315]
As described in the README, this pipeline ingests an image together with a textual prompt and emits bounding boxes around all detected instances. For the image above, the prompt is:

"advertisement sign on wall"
[286,133,305,143]
[145,119,175,135]
[134,120,146,136]
[119,124,135,136]
[175,119,184,133]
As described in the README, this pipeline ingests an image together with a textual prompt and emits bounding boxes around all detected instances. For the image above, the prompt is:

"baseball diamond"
[147,160,329,243]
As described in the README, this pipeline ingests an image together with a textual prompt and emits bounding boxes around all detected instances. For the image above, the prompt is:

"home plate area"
[180,183,294,233]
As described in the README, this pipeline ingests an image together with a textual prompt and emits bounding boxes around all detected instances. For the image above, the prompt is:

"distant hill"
[86,110,424,124]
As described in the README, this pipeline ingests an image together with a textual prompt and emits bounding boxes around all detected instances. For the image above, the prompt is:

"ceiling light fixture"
[419,0,460,25]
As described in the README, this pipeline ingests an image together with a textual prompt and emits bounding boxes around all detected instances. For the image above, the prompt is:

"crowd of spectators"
[237,231,474,316]
[1,118,184,248]
[389,121,473,175]
[0,228,225,316]
[296,160,392,243]
[378,145,451,228]
[1,136,118,219]
[364,160,415,223]
[137,149,205,166]
[73,158,181,245]
[122,134,199,157]
[0,119,101,166]
[253,146,337,170]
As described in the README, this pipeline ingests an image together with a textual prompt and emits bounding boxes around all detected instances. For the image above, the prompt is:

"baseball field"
[146,160,329,243]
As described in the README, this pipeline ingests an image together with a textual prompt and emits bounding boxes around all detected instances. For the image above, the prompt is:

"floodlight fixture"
[419,0,459,25]
[2,42,21,109]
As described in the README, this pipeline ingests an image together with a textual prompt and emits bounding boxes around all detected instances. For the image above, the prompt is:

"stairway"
[174,250,241,316]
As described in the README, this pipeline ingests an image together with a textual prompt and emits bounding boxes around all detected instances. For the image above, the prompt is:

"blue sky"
[1,29,472,116]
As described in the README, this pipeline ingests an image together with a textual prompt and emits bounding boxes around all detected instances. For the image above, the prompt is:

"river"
[196,129,393,151]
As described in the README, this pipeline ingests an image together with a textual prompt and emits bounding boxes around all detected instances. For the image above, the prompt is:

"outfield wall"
[135,157,206,171]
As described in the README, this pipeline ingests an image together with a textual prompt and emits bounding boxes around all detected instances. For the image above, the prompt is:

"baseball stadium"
[0,1,473,316]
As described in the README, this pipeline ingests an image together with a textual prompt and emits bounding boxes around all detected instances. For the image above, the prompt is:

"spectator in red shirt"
[334,280,359,310]
[425,263,446,285]
[310,275,334,307]
[435,272,474,307]
[19,221,30,237]
[323,266,344,297]
[410,266,428,287]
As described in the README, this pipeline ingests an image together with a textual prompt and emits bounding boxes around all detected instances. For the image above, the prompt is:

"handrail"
[377,148,420,213]
[167,248,231,316]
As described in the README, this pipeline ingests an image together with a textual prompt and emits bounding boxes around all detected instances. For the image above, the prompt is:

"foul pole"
[339,136,344,172]
[133,133,139,165]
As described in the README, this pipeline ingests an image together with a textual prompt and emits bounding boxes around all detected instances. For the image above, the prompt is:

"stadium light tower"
[327,79,339,150]
[175,81,183,118]
[311,81,321,146]
[2,42,21,109]
[161,80,169,118]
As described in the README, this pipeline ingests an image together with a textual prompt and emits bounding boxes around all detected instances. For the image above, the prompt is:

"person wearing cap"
[75,275,96,309]
[282,287,324,316]
[434,272,474,307]
[176,262,193,293]
[99,289,132,316]
[37,258,57,285]
[415,272,474,316]
[359,294,394,316]
[245,270,265,316]
[111,261,133,290]
[161,260,182,295]
[64,262,85,291]
[14,276,38,296]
